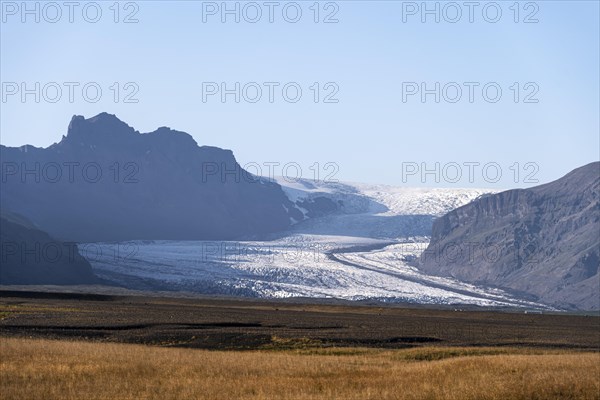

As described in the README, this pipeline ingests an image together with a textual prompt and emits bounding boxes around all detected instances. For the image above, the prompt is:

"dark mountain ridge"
[1,113,304,242]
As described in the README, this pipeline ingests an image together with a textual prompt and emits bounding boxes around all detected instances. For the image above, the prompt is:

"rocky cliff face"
[0,113,304,242]
[419,162,600,310]
[0,211,98,284]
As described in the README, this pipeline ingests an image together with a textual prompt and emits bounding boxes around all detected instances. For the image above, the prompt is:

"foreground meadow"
[1,337,598,400]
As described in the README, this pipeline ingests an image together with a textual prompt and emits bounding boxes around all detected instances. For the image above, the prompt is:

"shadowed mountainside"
[0,211,98,284]
[0,113,305,242]
[419,162,600,310]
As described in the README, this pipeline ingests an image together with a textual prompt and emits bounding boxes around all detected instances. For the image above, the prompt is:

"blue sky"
[1,0,599,188]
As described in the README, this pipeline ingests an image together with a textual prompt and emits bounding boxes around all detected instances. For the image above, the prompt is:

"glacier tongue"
[86,235,548,309]
[84,180,549,309]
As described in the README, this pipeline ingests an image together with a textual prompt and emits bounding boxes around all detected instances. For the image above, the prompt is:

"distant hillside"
[0,113,304,242]
[419,162,600,310]
[0,210,98,284]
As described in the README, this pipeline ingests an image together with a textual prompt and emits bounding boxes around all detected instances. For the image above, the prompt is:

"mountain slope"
[0,210,98,284]
[0,113,303,242]
[418,162,600,310]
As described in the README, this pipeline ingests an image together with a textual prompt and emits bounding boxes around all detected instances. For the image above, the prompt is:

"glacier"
[83,180,551,309]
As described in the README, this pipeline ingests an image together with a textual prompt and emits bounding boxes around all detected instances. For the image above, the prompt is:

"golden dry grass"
[1,337,599,400]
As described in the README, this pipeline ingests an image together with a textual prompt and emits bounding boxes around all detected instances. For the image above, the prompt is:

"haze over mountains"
[0,113,598,310]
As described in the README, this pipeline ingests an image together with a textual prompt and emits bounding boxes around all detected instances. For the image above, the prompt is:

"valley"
[83,180,537,308]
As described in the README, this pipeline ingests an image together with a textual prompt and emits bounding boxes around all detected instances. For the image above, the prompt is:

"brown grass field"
[1,337,599,400]
[1,290,599,399]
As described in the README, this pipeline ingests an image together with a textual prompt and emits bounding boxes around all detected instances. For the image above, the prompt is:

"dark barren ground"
[0,290,598,350]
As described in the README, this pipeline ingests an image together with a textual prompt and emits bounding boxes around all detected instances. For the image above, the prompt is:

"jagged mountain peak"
[63,114,206,154]
[65,113,138,145]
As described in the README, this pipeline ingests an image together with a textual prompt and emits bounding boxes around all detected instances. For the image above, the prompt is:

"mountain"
[418,162,600,310]
[0,113,304,242]
[0,210,97,284]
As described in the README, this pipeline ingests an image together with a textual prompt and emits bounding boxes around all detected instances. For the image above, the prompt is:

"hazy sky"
[1,0,598,188]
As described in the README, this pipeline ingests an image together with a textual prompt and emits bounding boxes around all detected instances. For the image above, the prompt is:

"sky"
[1,0,599,188]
